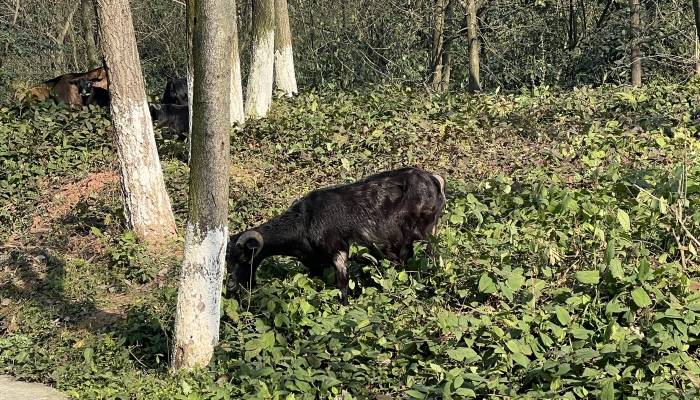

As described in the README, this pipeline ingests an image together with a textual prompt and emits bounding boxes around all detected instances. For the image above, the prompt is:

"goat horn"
[235,230,264,257]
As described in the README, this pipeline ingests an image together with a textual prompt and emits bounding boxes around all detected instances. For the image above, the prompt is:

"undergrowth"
[0,82,699,399]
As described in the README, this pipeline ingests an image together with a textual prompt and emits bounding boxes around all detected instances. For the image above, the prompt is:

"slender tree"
[187,0,195,138]
[80,0,100,67]
[245,0,275,118]
[693,0,700,74]
[629,0,642,86]
[94,0,177,243]
[172,0,233,370]
[230,0,244,125]
[273,0,297,96]
[568,0,578,50]
[466,0,481,92]
[49,1,81,72]
[428,0,447,91]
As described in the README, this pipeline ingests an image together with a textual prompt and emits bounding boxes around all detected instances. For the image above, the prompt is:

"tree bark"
[440,44,451,91]
[467,0,480,92]
[274,0,297,96]
[696,35,700,76]
[230,0,245,125]
[80,0,100,67]
[69,23,80,69]
[245,0,275,119]
[172,0,233,371]
[579,0,587,35]
[94,0,177,244]
[629,0,642,86]
[428,0,447,91]
[693,0,700,75]
[568,0,578,50]
[187,0,195,143]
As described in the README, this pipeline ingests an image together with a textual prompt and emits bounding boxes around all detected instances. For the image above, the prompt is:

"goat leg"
[333,251,349,304]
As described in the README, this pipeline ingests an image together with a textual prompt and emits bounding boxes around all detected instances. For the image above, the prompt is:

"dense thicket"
[1,0,697,101]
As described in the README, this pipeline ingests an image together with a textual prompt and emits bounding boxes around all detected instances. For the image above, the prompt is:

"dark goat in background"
[227,167,446,302]
[149,103,188,139]
[161,77,188,106]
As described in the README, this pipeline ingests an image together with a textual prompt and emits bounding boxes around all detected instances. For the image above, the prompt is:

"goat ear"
[244,237,261,251]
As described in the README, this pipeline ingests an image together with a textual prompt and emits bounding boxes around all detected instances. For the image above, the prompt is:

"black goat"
[226,167,446,302]
[149,103,188,139]
[162,77,188,106]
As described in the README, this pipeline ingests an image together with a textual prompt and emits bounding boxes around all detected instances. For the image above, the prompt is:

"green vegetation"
[1,82,699,398]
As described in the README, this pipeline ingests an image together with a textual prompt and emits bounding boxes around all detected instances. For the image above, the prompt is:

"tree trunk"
[274,0,297,96]
[187,0,195,151]
[172,0,233,371]
[693,0,700,75]
[568,0,578,50]
[69,23,79,70]
[440,44,451,92]
[230,0,245,125]
[696,35,700,76]
[94,0,177,244]
[428,0,446,91]
[579,0,587,35]
[80,0,100,67]
[467,0,480,92]
[245,0,275,119]
[629,0,642,86]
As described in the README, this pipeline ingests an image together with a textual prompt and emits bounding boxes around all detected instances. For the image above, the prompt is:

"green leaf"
[406,389,426,399]
[180,380,192,395]
[576,270,600,285]
[617,209,631,232]
[446,347,479,362]
[355,319,370,330]
[478,273,497,294]
[637,259,651,281]
[631,287,652,308]
[454,388,476,397]
[555,306,572,326]
[506,273,525,291]
[223,299,239,322]
[299,299,313,314]
[244,339,261,352]
[600,380,614,400]
[511,352,530,367]
[260,330,275,349]
[609,258,623,279]
[505,340,521,354]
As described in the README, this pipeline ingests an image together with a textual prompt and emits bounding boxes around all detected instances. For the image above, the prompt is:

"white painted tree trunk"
[273,0,297,96]
[230,0,245,125]
[172,0,233,370]
[172,224,228,368]
[94,0,177,244]
[245,0,275,119]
